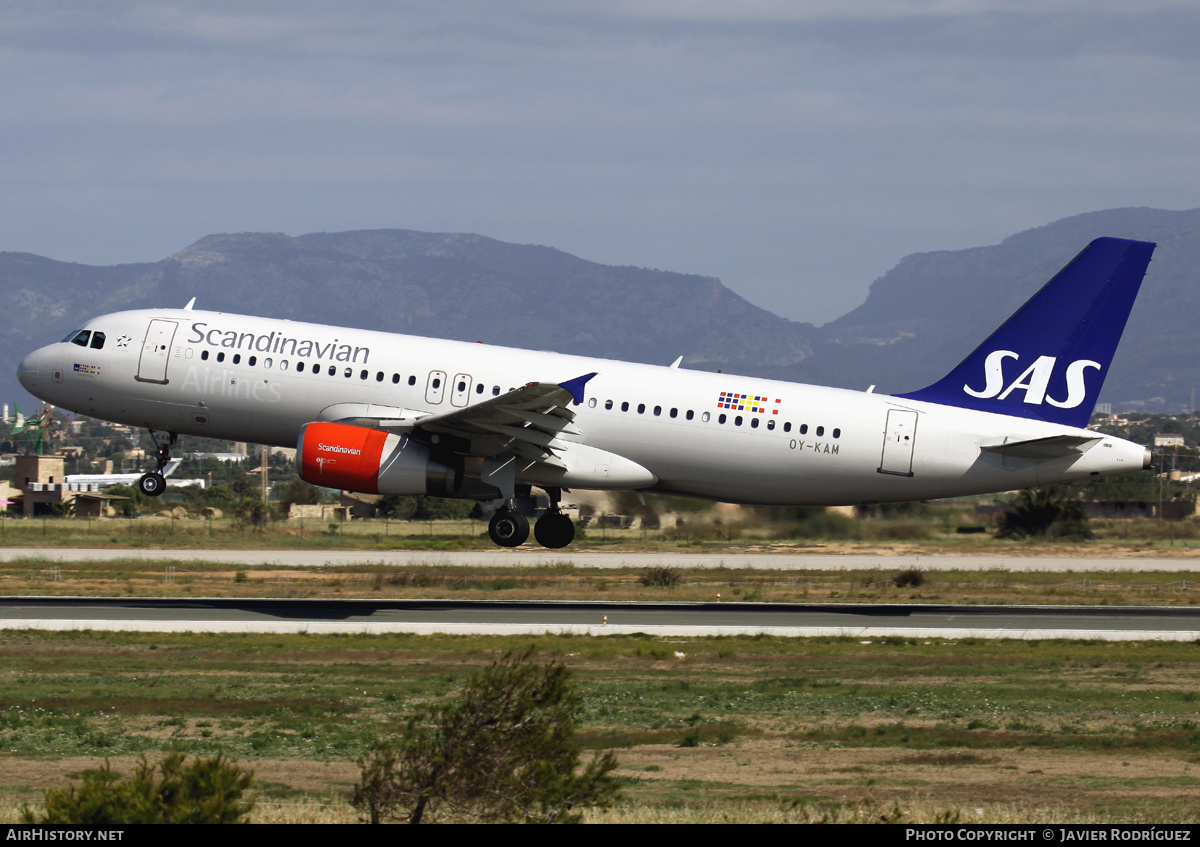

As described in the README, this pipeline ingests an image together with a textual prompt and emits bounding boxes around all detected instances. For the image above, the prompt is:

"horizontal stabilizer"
[980,434,1100,460]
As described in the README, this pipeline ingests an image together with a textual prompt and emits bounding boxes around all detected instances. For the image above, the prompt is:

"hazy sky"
[3,1,1198,324]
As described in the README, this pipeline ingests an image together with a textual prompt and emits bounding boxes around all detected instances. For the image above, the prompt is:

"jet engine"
[297,421,458,496]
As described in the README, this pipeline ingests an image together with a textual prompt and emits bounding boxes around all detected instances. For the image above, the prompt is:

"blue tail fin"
[897,237,1155,428]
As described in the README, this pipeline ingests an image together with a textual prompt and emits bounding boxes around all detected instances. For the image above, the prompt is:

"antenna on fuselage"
[183,297,196,310]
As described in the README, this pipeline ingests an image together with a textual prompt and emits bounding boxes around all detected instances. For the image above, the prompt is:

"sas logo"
[963,350,1099,409]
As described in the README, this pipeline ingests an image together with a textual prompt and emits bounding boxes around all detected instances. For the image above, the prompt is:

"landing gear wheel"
[488,509,530,548]
[534,511,575,549]
[138,472,166,497]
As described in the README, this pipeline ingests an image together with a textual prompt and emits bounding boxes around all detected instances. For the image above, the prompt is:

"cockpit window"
[69,330,91,347]
[89,332,106,350]
[61,330,80,343]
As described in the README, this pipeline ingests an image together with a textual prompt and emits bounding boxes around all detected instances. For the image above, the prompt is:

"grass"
[4,511,1200,552]
[2,631,1200,822]
[3,512,1200,821]
[3,554,1200,607]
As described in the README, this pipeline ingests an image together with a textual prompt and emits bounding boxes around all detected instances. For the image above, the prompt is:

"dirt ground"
[3,737,1196,821]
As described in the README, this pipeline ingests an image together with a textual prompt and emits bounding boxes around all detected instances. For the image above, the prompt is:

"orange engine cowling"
[297,421,458,496]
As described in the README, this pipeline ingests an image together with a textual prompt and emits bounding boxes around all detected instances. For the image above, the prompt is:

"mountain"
[804,207,1200,409]
[0,230,816,408]
[3,207,1199,418]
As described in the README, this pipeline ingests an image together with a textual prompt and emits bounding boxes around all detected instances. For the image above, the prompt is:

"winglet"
[898,238,1155,428]
[558,372,597,404]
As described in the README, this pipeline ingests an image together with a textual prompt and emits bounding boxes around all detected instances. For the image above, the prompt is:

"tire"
[139,473,166,497]
[534,512,575,549]
[488,509,530,548]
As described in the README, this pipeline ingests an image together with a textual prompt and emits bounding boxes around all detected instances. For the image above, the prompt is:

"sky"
[3,1,1199,325]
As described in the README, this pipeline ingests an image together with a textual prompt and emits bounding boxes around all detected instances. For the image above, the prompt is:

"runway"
[1,548,1199,572]
[1,596,1197,641]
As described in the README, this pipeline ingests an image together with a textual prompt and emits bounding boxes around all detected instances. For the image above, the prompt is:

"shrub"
[639,566,684,588]
[893,567,927,588]
[23,753,254,824]
[353,649,620,824]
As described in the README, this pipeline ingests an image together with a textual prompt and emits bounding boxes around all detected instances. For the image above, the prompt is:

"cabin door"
[878,409,918,476]
[136,319,178,384]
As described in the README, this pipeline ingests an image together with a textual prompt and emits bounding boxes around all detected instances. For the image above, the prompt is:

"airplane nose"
[17,348,45,392]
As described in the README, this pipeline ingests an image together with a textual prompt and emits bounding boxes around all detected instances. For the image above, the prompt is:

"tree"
[23,752,254,824]
[353,649,620,824]
[996,487,1092,541]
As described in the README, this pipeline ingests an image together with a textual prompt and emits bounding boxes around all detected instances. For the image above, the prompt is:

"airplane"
[65,458,197,489]
[16,237,1155,549]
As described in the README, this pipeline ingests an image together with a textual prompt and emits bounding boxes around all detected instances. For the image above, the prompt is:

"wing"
[413,373,597,468]
[324,372,597,468]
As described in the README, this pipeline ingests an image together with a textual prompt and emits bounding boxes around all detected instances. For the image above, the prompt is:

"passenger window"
[669,408,677,418]
[476,384,484,394]
[409,375,417,386]
[70,331,91,347]
[280,360,288,371]
[217,352,225,363]
[767,419,775,431]
[344,368,353,378]
[654,406,662,416]
[686,410,694,421]
[605,400,613,410]
[233,354,241,365]
[833,428,841,439]
[588,398,597,408]
[800,424,808,435]
[621,402,629,412]
[492,386,500,396]
[90,332,105,350]
[376,372,383,382]
[637,403,645,414]
[432,378,441,389]
[751,418,759,428]
[784,422,792,432]
[248,356,256,367]
[719,414,727,424]
[360,369,368,380]
[735,416,742,426]
[201,350,209,361]
[392,373,400,384]
[297,362,305,372]
[328,365,336,376]
[702,412,710,422]
[816,426,824,436]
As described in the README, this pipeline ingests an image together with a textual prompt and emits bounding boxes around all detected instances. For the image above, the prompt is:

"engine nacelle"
[297,421,458,496]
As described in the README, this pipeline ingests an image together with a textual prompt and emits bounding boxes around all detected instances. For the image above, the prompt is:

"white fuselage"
[17,308,1148,505]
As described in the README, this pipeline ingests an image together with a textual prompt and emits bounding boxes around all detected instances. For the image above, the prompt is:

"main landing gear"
[137,430,176,498]
[486,488,576,549]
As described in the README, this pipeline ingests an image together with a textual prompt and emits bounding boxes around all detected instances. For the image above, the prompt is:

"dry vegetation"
[2,509,1199,823]
[0,632,1199,824]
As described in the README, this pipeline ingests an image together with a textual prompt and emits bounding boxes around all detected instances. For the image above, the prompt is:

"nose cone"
[17,347,48,394]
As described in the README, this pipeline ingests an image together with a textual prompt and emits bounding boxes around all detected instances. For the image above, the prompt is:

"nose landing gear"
[137,430,176,498]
